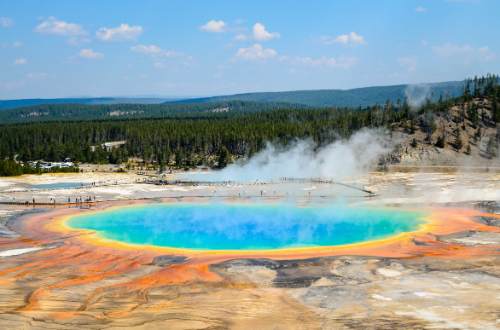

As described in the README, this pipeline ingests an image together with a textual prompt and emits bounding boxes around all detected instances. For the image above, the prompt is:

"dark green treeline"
[0,75,498,172]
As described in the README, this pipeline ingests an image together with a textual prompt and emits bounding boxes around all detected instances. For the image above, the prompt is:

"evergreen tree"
[217,146,230,169]
[453,127,463,151]
[435,135,445,148]
[465,144,471,155]
[492,97,499,123]
[486,136,497,158]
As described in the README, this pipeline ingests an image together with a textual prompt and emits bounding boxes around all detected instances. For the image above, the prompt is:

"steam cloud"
[405,84,431,109]
[192,129,394,182]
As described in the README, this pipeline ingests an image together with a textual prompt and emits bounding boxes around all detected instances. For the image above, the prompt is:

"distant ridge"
[1,81,467,111]
[0,80,471,122]
[168,81,465,108]
[0,97,178,110]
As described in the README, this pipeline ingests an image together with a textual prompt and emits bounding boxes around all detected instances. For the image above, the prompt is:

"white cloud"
[2,41,23,49]
[131,44,178,57]
[334,35,349,44]
[432,43,471,57]
[398,56,417,72]
[432,43,496,61]
[283,56,357,69]
[477,46,496,61]
[200,20,226,33]
[415,6,427,13]
[0,80,24,92]
[96,24,143,42]
[131,44,189,69]
[35,17,86,36]
[234,33,248,41]
[253,22,280,41]
[79,48,103,59]
[336,32,365,44]
[0,17,13,28]
[235,43,277,60]
[131,44,162,55]
[322,32,365,45]
[14,58,27,65]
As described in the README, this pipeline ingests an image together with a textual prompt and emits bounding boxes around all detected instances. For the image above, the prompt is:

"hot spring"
[67,203,426,250]
[31,182,86,190]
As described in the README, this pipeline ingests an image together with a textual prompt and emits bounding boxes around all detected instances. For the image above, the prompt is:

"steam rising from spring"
[196,129,393,182]
[405,84,431,109]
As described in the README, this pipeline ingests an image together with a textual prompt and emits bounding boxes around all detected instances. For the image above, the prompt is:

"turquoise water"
[31,182,85,190]
[68,203,425,250]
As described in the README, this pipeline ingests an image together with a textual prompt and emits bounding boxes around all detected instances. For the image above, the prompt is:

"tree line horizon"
[0,75,498,176]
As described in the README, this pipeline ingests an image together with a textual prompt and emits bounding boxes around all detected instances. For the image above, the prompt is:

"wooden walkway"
[143,177,376,195]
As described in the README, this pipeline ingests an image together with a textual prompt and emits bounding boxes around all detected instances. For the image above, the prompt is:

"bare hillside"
[390,97,499,167]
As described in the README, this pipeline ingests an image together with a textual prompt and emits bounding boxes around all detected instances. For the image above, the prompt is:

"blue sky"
[1,0,499,99]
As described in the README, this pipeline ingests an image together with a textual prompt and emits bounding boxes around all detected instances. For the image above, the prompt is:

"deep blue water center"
[68,203,425,250]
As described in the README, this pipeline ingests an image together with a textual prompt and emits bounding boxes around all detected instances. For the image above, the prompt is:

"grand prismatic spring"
[67,204,425,251]
[0,174,499,329]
